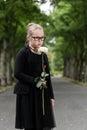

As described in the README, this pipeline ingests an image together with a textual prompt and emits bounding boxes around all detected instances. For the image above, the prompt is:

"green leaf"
[36,80,42,88]
[34,77,40,83]
[45,73,49,77]
[40,86,43,90]
[41,72,45,77]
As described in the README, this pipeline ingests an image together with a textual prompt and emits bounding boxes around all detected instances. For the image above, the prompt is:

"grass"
[51,70,63,76]
[73,80,87,86]
[0,83,15,93]
[64,77,87,87]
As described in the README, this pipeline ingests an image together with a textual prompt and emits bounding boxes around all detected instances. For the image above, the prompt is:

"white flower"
[38,47,48,54]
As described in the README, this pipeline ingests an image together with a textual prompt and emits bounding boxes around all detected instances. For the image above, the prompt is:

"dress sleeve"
[44,54,54,99]
[14,48,35,86]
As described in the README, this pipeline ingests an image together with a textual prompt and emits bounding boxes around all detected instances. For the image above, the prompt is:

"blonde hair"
[27,23,44,37]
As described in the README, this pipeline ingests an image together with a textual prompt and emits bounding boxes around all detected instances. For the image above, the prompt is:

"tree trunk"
[78,59,84,81]
[84,63,87,82]
[63,58,70,77]
[6,51,12,85]
[74,58,79,80]
[69,57,75,79]
[1,40,7,86]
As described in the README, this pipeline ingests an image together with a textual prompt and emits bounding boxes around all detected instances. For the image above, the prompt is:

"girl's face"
[28,29,45,49]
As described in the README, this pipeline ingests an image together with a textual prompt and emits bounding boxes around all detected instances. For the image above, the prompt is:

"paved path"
[0,77,87,130]
[53,77,87,130]
[0,87,15,130]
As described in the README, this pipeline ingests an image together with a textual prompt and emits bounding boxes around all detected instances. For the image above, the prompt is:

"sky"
[40,0,53,15]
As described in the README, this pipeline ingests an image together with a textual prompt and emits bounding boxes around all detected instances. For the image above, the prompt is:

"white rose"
[38,47,48,54]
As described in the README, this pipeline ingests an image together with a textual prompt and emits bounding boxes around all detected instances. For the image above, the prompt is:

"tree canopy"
[49,0,87,81]
[0,0,50,86]
[0,0,87,86]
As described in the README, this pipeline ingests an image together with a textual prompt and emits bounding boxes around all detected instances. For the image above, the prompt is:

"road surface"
[0,77,87,130]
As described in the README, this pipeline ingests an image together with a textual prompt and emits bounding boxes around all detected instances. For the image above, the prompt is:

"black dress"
[14,45,56,130]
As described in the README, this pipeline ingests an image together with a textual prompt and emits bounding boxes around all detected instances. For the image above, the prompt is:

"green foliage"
[0,0,50,82]
[53,37,64,71]
[48,0,87,81]
[0,0,49,52]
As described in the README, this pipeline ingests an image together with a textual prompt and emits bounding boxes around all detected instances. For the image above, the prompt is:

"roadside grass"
[64,77,87,87]
[0,83,15,93]
[73,80,87,86]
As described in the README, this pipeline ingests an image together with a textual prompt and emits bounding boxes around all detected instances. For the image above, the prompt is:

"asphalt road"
[0,77,87,130]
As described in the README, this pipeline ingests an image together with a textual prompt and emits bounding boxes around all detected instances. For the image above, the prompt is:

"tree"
[0,0,49,86]
[49,0,87,81]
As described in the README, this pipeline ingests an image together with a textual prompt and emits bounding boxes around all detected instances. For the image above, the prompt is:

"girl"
[14,23,56,130]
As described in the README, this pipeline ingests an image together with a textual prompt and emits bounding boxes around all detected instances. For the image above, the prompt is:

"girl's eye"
[32,36,45,41]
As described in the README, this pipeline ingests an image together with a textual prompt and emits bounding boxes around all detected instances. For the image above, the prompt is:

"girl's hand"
[50,99,55,107]
[41,78,46,87]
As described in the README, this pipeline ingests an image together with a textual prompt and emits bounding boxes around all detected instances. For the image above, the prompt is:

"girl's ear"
[26,35,30,42]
